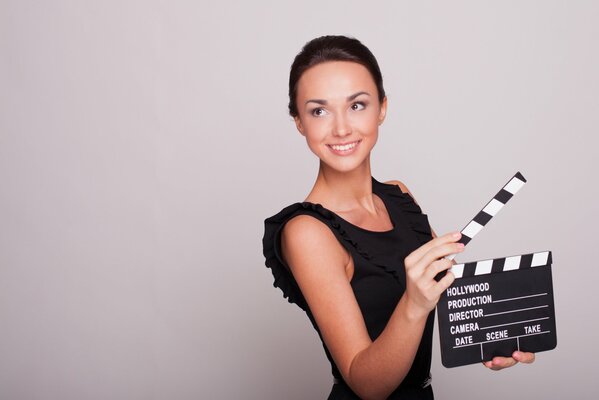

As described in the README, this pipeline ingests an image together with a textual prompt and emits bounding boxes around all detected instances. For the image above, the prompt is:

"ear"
[294,116,306,136]
[378,96,388,125]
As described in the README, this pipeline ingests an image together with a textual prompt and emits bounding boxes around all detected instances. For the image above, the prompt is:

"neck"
[308,158,376,213]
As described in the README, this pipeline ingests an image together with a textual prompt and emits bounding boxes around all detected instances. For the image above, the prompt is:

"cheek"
[353,111,381,133]
[303,132,326,157]
[301,118,330,140]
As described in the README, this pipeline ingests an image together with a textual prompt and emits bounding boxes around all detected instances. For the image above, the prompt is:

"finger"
[490,356,518,370]
[513,351,535,364]
[417,242,464,272]
[482,360,505,371]
[424,258,453,281]
[433,268,455,295]
[407,232,461,265]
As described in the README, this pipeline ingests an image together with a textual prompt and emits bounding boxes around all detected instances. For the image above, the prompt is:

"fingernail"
[453,232,461,238]
[458,243,465,249]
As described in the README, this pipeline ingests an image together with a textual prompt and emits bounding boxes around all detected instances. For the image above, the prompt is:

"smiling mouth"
[326,140,361,152]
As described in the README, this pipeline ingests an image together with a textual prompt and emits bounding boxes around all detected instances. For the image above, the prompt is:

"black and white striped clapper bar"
[436,172,557,368]
[437,251,557,368]
[446,171,527,261]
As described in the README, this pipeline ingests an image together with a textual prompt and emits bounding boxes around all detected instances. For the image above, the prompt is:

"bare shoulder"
[280,214,336,246]
[282,213,327,231]
[280,214,349,272]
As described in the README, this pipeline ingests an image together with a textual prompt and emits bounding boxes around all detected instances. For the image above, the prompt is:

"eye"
[311,107,328,117]
[351,102,366,111]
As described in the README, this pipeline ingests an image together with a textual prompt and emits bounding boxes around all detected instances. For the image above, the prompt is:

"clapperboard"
[436,172,557,368]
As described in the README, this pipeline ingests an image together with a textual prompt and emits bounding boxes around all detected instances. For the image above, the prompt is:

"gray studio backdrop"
[1,1,597,399]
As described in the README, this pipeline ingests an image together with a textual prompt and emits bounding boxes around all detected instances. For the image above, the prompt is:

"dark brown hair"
[288,35,386,117]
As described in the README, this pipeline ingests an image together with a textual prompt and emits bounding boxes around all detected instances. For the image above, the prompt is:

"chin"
[319,156,371,173]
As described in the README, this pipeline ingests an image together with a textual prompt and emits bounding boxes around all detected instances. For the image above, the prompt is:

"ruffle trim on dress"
[263,201,374,310]
[374,179,434,247]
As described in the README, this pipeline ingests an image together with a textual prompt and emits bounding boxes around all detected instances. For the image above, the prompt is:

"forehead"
[296,61,376,100]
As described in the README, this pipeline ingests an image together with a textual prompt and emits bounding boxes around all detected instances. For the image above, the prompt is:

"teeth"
[330,141,358,151]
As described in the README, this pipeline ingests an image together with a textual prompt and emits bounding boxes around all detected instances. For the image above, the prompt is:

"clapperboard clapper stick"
[434,171,527,281]
[446,171,527,261]
[435,172,557,368]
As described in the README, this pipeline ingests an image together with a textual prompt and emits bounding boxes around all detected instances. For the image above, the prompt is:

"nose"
[333,113,352,137]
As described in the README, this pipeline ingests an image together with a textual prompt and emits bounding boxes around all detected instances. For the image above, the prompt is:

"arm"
[281,214,462,400]
[387,179,536,371]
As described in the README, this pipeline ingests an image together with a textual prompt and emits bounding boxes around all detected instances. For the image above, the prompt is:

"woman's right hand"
[403,231,464,319]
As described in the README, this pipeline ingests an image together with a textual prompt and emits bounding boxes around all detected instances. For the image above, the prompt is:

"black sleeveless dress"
[262,176,436,399]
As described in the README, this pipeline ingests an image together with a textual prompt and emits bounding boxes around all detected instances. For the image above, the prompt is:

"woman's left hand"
[482,351,535,371]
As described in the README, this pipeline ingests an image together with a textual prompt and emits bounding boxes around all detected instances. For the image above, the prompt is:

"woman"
[262,35,534,400]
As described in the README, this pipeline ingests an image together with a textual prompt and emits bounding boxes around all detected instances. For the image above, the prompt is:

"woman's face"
[294,61,387,173]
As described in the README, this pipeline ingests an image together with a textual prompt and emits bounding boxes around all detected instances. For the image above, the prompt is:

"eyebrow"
[304,91,371,106]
